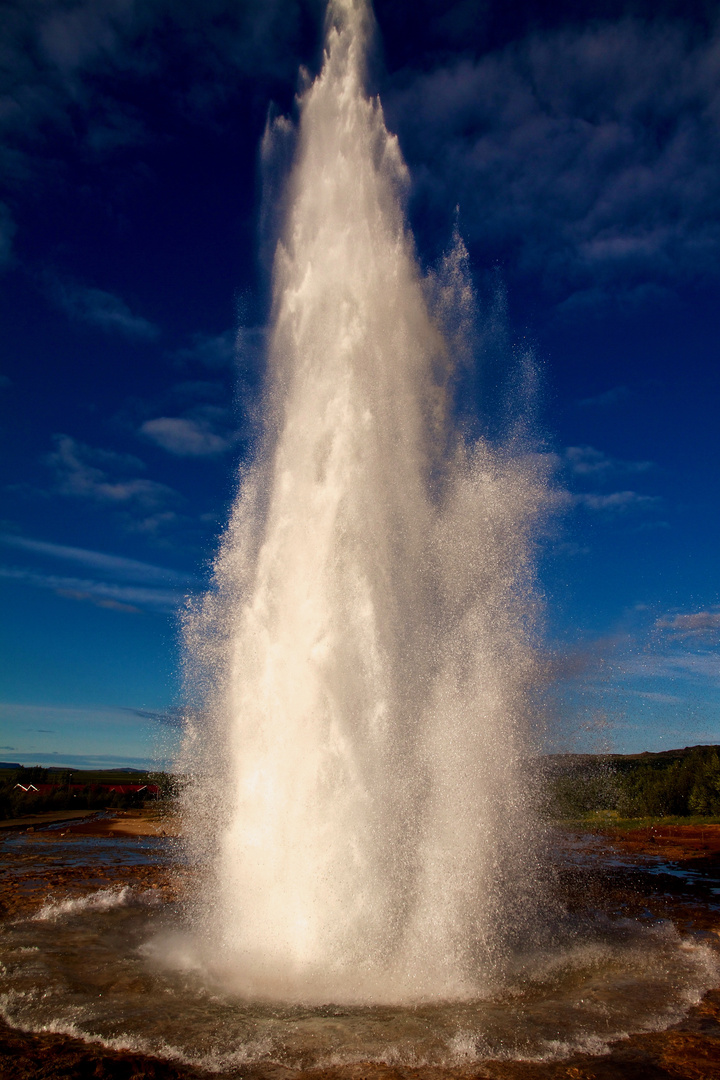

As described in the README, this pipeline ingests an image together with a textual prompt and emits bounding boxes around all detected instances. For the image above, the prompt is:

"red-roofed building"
[13,782,160,798]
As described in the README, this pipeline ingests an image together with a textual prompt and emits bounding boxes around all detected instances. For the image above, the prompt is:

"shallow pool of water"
[0,878,717,1072]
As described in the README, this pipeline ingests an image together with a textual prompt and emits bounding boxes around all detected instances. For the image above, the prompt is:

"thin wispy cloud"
[0,702,179,768]
[562,443,660,517]
[154,330,260,461]
[0,0,306,237]
[567,603,720,733]
[624,651,720,686]
[577,386,631,409]
[126,706,185,728]
[656,610,720,637]
[623,689,684,705]
[137,353,242,458]
[140,416,235,457]
[0,533,199,613]
[169,380,226,404]
[0,534,196,585]
[46,435,181,526]
[174,330,238,369]
[0,750,168,769]
[50,279,159,339]
[1,701,161,722]
[583,682,685,706]
[0,566,186,613]
[565,445,653,478]
[573,490,661,513]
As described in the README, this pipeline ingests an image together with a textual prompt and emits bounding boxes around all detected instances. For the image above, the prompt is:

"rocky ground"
[1,814,720,1079]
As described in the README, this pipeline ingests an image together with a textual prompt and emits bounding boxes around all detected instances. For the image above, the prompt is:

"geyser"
[182,0,557,1003]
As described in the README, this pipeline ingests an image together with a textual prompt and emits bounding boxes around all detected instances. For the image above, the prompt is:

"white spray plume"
[181,0,558,1004]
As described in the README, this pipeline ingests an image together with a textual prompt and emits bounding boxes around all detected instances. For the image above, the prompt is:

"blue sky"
[1,0,719,767]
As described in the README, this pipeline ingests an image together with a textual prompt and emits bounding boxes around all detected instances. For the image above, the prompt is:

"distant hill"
[46,766,146,774]
[612,744,719,761]
[0,763,21,770]
[545,744,720,770]
[545,744,720,818]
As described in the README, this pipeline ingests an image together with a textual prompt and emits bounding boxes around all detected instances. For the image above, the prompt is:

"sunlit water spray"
[181,0,559,1003]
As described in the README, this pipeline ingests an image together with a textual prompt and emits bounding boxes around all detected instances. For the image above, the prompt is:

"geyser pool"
[0,831,718,1071]
[181,0,556,1004]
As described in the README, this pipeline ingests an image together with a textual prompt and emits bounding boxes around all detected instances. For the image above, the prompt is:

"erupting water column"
[183,0,556,1003]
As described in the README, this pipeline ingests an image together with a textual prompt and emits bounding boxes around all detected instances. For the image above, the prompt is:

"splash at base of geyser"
[178,0,558,1008]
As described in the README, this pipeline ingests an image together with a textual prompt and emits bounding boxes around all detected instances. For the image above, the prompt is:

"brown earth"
[60,807,182,838]
[0,809,107,832]
[2,821,720,1079]
[0,806,181,837]
[0,810,185,922]
[603,824,720,862]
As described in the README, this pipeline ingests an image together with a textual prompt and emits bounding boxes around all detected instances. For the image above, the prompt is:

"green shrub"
[548,746,720,820]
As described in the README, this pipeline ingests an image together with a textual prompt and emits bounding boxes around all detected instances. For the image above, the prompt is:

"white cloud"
[140,416,233,457]
[174,330,238,368]
[0,565,184,613]
[576,385,631,408]
[656,610,720,637]
[625,650,720,686]
[573,490,661,512]
[0,0,305,213]
[51,280,159,338]
[0,534,195,585]
[47,434,177,510]
[564,445,652,476]
[388,17,720,299]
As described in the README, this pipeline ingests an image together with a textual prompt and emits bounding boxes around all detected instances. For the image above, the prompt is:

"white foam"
[32,886,160,922]
[1,928,718,1072]
[0,996,273,1074]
